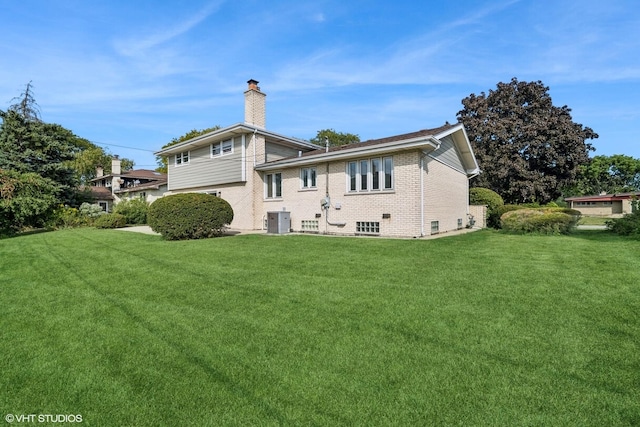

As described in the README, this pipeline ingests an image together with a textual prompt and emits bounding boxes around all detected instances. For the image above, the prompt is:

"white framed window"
[211,139,233,157]
[265,172,282,199]
[175,151,189,166]
[347,156,393,192]
[431,221,439,234]
[356,221,380,234]
[300,167,317,189]
[98,202,108,211]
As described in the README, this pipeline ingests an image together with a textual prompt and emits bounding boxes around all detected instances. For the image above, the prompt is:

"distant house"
[565,192,639,217]
[89,157,167,211]
[154,80,480,238]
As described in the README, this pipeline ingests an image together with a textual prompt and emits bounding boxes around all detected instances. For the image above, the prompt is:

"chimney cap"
[247,79,260,91]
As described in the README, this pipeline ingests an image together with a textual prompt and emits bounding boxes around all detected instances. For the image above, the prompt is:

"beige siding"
[265,142,299,162]
[168,137,243,190]
[429,135,465,172]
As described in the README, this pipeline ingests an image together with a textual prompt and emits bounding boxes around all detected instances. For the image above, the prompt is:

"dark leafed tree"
[8,81,41,122]
[310,129,360,147]
[457,78,598,204]
[156,126,221,173]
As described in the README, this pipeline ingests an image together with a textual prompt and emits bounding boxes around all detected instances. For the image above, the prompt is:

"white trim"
[174,151,190,166]
[241,134,246,181]
[155,123,320,156]
[210,139,233,158]
[257,137,439,171]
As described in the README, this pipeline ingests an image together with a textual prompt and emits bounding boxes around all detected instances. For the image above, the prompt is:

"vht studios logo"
[5,414,83,423]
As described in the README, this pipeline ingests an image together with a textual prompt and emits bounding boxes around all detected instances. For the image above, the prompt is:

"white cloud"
[113,1,224,57]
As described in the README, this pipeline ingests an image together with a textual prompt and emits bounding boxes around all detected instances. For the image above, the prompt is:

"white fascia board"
[155,124,320,156]
[255,137,440,171]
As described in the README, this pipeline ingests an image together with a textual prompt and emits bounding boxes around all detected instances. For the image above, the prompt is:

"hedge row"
[500,208,581,235]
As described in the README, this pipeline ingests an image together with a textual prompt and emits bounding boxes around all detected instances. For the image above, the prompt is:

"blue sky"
[1,0,639,169]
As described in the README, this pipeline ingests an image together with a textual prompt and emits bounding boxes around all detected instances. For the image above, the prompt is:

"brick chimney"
[244,79,266,128]
[111,155,121,176]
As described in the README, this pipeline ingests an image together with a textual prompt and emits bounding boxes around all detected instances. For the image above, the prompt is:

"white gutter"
[154,123,321,156]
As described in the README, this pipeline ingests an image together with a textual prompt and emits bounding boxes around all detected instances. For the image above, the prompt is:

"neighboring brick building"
[565,192,639,217]
[155,80,480,237]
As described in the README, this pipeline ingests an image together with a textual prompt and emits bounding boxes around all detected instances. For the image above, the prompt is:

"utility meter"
[321,196,331,209]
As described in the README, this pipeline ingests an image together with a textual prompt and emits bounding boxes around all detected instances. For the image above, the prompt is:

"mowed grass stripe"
[1,228,639,425]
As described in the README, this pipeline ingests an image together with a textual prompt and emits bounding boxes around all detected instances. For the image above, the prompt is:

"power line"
[89,140,158,153]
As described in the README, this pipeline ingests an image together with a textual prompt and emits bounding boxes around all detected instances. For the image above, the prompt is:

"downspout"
[420,154,425,237]
[252,128,257,167]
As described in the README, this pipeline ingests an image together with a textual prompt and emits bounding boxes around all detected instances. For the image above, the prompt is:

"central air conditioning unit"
[267,211,291,234]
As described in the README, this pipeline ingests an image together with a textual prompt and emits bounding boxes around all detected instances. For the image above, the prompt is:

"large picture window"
[265,172,282,198]
[347,156,393,192]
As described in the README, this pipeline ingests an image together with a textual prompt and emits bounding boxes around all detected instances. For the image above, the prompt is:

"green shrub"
[469,188,504,228]
[49,205,89,228]
[79,203,105,219]
[148,193,234,240]
[114,198,149,224]
[94,213,126,229]
[501,209,579,235]
[606,208,640,237]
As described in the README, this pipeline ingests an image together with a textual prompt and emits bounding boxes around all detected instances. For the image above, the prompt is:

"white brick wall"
[255,150,471,237]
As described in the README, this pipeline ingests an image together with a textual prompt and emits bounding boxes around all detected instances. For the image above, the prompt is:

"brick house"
[155,80,479,237]
[565,192,639,217]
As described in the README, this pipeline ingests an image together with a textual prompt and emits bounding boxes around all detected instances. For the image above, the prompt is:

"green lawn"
[1,229,639,426]
[579,216,610,225]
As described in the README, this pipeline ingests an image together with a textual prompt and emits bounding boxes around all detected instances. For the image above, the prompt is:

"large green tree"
[569,154,640,195]
[0,110,80,204]
[0,169,59,234]
[458,78,598,204]
[310,129,360,147]
[156,126,220,173]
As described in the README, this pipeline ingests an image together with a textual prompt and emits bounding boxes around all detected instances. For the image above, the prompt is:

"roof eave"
[155,123,320,156]
[255,137,440,171]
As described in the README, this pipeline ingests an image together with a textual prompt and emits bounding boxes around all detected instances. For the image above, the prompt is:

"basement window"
[431,221,439,234]
[356,221,380,234]
[301,220,319,232]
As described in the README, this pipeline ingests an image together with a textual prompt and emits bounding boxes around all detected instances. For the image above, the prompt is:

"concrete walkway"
[115,225,480,239]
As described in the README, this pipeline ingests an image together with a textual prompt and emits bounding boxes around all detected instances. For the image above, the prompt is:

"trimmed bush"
[148,193,234,240]
[94,213,126,229]
[470,187,504,228]
[114,198,149,224]
[606,204,640,237]
[501,208,580,235]
[79,203,105,219]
